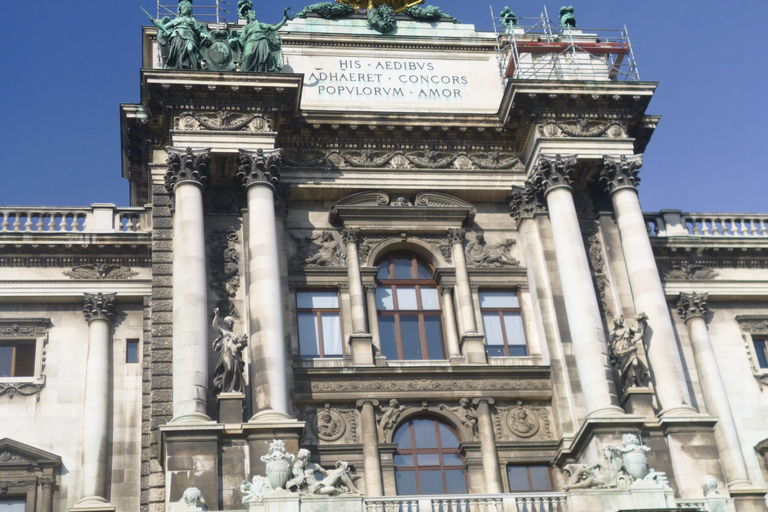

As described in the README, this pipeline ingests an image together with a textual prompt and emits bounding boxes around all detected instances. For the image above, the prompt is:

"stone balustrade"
[645,210,768,238]
[0,205,150,233]
[363,493,568,512]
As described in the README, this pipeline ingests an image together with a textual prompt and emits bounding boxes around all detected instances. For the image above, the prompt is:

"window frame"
[478,289,529,357]
[375,254,446,361]
[735,316,768,387]
[296,289,344,359]
[505,464,554,493]
[0,319,49,399]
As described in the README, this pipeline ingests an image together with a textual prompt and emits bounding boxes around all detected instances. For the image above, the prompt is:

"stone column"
[472,398,502,494]
[343,228,374,365]
[601,155,695,416]
[676,293,752,488]
[448,229,486,363]
[439,283,462,360]
[165,147,212,423]
[529,154,623,417]
[76,292,116,508]
[357,399,383,496]
[238,149,290,420]
[364,283,382,356]
[40,477,55,512]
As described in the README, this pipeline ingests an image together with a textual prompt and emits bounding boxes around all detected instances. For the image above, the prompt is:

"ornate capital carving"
[83,293,117,323]
[356,398,380,409]
[337,283,350,292]
[509,183,546,224]
[447,228,465,245]
[438,283,453,296]
[237,148,282,192]
[472,397,495,407]
[363,283,378,295]
[600,154,643,195]
[676,292,709,323]
[528,154,577,198]
[164,147,211,193]
[341,228,360,246]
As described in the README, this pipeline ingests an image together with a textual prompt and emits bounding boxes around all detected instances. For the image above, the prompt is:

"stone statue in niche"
[609,313,650,390]
[465,232,518,267]
[439,398,478,438]
[212,308,247,394]
[236,1,292,73]
[144,1,211,70]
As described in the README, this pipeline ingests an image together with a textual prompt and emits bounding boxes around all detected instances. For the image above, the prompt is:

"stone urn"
[260,440,295,490]
[622,450,648,480]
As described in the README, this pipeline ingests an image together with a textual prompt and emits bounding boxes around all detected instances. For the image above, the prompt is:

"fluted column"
[601,155,695,416]
[473,398,502,493]
[343,229,374,365]
[676,293,752,488]
[76,293,116,507]
[166,147,212,423]
[364,283,382,355]
[238,149,290,420]
[357,399,383,496]
[439,283,461,360]
[529,154,623,417]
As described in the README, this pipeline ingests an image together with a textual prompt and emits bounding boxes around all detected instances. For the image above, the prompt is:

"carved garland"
[735,316,768,388]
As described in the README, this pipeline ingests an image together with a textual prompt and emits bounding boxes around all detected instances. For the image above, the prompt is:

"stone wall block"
[152,300,173,312]
[150,362,173,376]
[151,251,174,264]
[152,263,173,276]
[151,376,173,389]
[152,217,173,229]
[151,323,173,336]
[148,489,165,502]
[152,389,173,404]
[152,229,174,241]
[151,312,173,324]
[152,240,173,252]
[149,336,173,350]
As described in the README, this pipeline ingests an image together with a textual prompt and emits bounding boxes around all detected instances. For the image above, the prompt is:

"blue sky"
[1,1,766,212]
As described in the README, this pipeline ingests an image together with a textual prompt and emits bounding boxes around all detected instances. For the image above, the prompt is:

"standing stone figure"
[212,308,247,394]
[237,1,292,73]
[146,0,211,70]
[609,313,650,390]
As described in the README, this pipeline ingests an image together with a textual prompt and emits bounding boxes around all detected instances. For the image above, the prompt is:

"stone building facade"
[1,9,767,512]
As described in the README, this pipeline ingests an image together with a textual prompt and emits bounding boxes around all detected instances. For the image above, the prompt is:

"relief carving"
[493,402,552,440]
[295,377,551,395]
[298,405,358,444]
[63,263,137,280]
[661,261,718,281]
[0,452,28,463]
[358,237,387,263]
[538,119,626,138]
[176,111,273,132]
[377,399,406,438]
[0,380,46,400]
[465,232,518,268]
[438,398,478,440]
[282,148,523,170]
[208,229,241,317]
[289,231,346,268]
[506,403,540,438]
[585,232,613,318]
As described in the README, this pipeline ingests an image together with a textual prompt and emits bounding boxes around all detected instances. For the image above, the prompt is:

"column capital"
[164,147,211,193]
[448,228,465,244]
[237,148,282,192]
[600,154,643,196]
[341,227,360,246]
[438,283,454,296]
[39,477,56,489]
[676,292,709,323]
[528,154,577,198]
[471,397,495,407]
[509,183,546,224]
[356,398,380,409]
[83,293,117,323]
[363,283,378,295]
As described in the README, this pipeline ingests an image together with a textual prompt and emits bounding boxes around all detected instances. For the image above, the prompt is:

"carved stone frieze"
[295,376,552,395]
[0,451,30,463]
[62,263,138,280]
[165,147,211,193]
[660,261,718,281]
[175,111,273,132]
[585,231,613,318]
[538,119,627,138]
[298,404,359,444]
[735,316,768,334]
[509,183,546,224]
[0,380,46,400]
[237,149,282,191]
[82,293,117,323]
[0,256,151,268]
[289,231,346,268]
[208,229,241,318]
[493,402,552,441]
[600,154,643,195]
[0,321,48,338]
[528,154,577,197]
[676,293,709,323]
[329,191,477,226]
[464,231,518,268]
[281,148,523,170]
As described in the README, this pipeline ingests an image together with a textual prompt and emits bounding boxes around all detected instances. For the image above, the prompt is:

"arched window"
[393,418,467,495]
[375,254,445,360]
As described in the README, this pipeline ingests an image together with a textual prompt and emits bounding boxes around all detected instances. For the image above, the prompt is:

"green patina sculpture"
[295,1,458,33]
[367,5,396,33]
[295,2,357,19]
[237,1,292,73]
[144,1,211,70]
[401,5,457,23]
[559,6,577,30]
[499,6,518,32]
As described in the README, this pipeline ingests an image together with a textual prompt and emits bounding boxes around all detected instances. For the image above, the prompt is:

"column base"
[349,333,375,366]
[730,488,768,512]
[217,392,245,424]
[657,404,699,418]
[170,411,213,424]
[460,332,487,365]
[621,387,656,419]
[585,405,627,418]
[71,497,115,512]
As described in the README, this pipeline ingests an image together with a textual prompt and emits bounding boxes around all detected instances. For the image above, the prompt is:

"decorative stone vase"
[622,451,648,481]
[260,440,295,491]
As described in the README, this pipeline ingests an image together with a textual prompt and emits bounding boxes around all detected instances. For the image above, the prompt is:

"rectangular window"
[479,291,528,357]
[0,342,36,377]
[297,290,343,358]
[126,339,140,364]
[754,338,768,369]
[0,498,27,512]
[507,465,553,492]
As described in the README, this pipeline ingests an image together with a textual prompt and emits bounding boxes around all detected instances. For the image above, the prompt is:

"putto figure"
[212,308,247,394]
[145,0,211,70]
[237,1,292,73]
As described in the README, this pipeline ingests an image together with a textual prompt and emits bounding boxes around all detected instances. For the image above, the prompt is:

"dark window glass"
[296,291,343,358]
[506,465,553,492]
[393,418,467,495]
[754,339,768,369]
[375,254,445,360]
[0,342,35,377]
[126,339,140,364]
[479,290,528,357]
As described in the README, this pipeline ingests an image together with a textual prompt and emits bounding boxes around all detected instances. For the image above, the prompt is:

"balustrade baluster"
[48,214,56,231]
[24,212,32,231]
[35,213,43,231]
[1,211,9,231]
[12,212,21,231]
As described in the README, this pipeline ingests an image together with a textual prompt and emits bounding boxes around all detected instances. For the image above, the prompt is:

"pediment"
[0,439,61,469]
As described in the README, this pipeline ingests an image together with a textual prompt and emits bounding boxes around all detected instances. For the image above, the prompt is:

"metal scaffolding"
[156,0,235,24]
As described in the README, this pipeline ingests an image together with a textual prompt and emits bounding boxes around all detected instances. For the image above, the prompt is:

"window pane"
[416,260,432,279]
[503,312,526,346]
[395,470,418,495]
[508,345,527,357]
[376,287,394,310]
[424,316,445,360]
[529,466,553,491]
[418,453,440,466]
[420,288,440,310]
[321,313,342,356]
[394,454,414,467]
[126,340,139,364]
[482,313,504,346]
[412,419,438,448]
[393,423,412,449]
[507,466,531,492]
[379,316,398,360]
[755,340,768,369]
[297,290,339,309]
[13,344,35,377]
[377,261,390,280]
[0,499,26,512]
[0,346,14,377]
[399,317,422,360]
[438,423,459,448]
[418,470,444,494]
[444,470,467,494]
[393,257,413,279]
[396,287,418,310]
[479,291,519,308]
[297,313,320,357]
[442,453,463,466]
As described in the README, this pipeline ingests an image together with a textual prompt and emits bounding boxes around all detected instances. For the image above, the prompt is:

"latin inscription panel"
[283,49,504,113]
